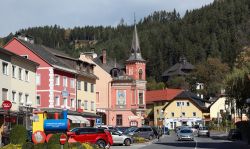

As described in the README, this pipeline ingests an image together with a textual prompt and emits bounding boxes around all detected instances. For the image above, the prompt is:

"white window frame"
[36,74,41,85]
[77,99,81,109]
[12,91,16,103]
[138,91,144,105]
[63,97,67,107]
[70,79,75,88]
[2,88,8,101]
[55,96,60,106]
[25,70,29,82]
[84,82,88,91]
[25,94,29,105]
[2,62,8,75]
[19,92,23,105]
[193,112,196,117]
[70,98,75,108]
[91,84,94,93]
[84,100,88,110]
[12,65,16,78]
[36,95,41,105]
[63,77,67,87]
[19,68,23,80]
[91,101,94,111]
[77,81,81,90]
[55,75,60,86]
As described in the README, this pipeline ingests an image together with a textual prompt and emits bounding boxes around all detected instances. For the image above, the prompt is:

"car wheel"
[124,138,131,146]
[96,139,106,149]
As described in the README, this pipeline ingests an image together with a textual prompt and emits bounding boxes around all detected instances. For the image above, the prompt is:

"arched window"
[139,69,143,80]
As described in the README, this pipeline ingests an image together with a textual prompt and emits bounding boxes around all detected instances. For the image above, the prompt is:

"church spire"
[126,15,145,62]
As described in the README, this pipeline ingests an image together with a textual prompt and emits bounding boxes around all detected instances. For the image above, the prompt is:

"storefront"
[164,118,203,129]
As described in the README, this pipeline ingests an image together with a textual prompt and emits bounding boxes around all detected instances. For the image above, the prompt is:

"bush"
[81,143,99,149]
[47,133,68,149]
[133,137,146,143]
[22,142,34,149]
[9,125,28,145]
[68,142,83,149]
[0,144,21,149]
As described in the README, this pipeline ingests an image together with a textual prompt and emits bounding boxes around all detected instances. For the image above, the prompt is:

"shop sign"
[96,118,102,125]
[2,100,12,110]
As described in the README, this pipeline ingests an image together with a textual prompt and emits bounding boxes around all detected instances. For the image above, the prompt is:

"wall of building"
[210,97,226,119]
[126,62,146,80]
[153,101,169,126]
[164,99,203,129]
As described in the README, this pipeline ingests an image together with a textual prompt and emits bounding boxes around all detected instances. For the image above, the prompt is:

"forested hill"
[2,0,250,81]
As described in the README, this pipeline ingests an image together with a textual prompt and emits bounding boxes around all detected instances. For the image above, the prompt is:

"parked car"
[110,130,133,146]
[198,126,210,137]
[114,127,129,133]
[191,125,199,136]
[67,127,113,148]
[124,126,155,140]
[228,129,242,140]
[177,129,194,141]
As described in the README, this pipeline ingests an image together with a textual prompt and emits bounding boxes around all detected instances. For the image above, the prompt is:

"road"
[111,132,249,149]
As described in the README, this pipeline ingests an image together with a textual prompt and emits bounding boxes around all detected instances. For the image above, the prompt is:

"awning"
[67,115,80,123]
[75,116,90,124]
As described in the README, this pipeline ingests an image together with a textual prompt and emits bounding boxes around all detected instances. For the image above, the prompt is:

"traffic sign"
[2,100,12,110]
[59,134,67,145]
[32,131,46,144]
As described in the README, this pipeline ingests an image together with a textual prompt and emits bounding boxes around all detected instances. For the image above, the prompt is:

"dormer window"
[111,69,119,78]
[139,69,143,80]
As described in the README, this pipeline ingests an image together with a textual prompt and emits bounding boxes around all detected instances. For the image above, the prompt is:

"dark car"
[228,129,242,140]
[67,127,113,148]
[124,126,155,140]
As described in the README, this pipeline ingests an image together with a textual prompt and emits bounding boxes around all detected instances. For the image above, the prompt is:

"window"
[177,102,180,107]
[12,66,16,78]
[25,94,29,105]
[2,62,8,75]
[84,100,88,110]
[84,82,88,91]
[171,112,174,117]
[19,93,23,105]
[36,74,41,85]
[36,95,41,105]
[63,98,67,106]
[70,79,75,88]
[54,96,60,106]
[91,84,94,93]
[139,69,143,80]
[182,102,184,106]
[25,70,29,81]
[77,100,81,109]
[71,99,75,107]
[193,112,196,117]
[116,115,122,126]
[91,101,94,111]
[63,77,67,87]
[77,81,81,90]
[19,68,22,80]
[187,102,190,106]
[139,92,144,104]
[96,92,99,103]
[55,76,60,85]
[21,55,28,59]
[2,88,8,100]
[12,91,16,102]
[182,112,185,117]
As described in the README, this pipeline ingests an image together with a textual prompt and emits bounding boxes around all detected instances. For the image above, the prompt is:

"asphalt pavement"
[111,131,250,149]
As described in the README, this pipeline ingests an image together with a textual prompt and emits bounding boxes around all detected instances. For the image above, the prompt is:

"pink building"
[81,24,146,127]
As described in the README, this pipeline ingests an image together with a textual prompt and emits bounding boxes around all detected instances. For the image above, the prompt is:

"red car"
[67,127,113,148]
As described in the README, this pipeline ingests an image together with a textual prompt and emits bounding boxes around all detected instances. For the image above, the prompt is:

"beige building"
[0,47,38,127]
[162,91,209,129]
[79,51,112,125]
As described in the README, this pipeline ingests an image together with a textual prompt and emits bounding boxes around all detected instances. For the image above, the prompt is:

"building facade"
[0,47,38,128]
[162,91,209,129]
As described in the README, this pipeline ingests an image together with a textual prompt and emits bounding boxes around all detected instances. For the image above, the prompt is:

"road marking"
[194,138,198,149]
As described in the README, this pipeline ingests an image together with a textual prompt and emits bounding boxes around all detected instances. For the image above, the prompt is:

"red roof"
[146,89,183,104]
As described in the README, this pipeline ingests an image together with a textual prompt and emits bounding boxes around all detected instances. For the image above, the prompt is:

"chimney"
[102,49,107,64]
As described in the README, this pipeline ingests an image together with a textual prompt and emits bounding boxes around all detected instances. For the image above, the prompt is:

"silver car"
[177,129,194,141]
[198,126,210,137]
[111,130,133,146]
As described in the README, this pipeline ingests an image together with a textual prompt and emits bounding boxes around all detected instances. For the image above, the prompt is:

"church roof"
[162,57,195,77]
[126,24,145,62]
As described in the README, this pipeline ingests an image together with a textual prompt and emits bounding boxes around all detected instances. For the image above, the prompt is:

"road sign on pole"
[60,134,67,149]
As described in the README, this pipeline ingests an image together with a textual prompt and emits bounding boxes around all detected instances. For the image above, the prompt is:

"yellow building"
[145,89,182,126]
[76,61,98,126]
[162,91,209,129]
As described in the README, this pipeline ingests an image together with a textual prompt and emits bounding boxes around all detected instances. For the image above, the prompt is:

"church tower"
[126,23,146,81]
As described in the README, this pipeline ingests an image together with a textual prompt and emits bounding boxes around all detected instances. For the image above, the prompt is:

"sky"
[0,0,214,37]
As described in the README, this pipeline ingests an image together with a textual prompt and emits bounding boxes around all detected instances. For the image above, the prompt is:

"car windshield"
[124,127,137,134]
[70,128,79,132]
[180,129,192,133]
[200,127,208,130]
